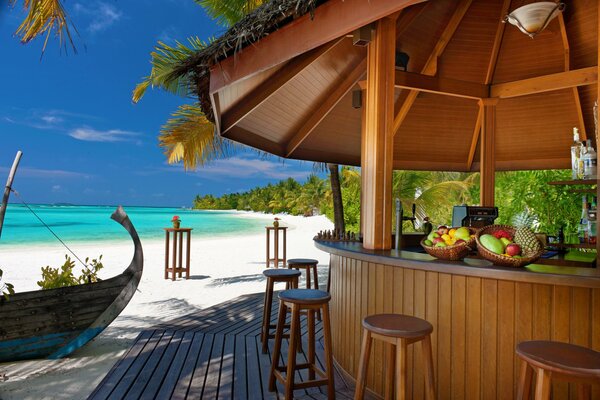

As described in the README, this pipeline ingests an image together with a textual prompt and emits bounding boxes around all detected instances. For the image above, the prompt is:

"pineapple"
[512,211,542,255]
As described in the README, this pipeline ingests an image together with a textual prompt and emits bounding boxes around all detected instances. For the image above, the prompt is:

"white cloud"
[0,167,90,179]
[69,128,140,142]
[52,185,62,192]
[41,115,63,124]
[200,157,311,180]
[74,2,122,33]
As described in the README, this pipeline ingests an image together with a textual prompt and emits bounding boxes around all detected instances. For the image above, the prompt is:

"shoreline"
[0,212,333,400]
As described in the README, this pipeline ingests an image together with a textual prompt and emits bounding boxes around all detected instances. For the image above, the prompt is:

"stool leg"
[313,265,322,321]
[354,330,372,400]
[395,338,408,400]
[534,369,551,400]
[577,383,591,400]
[422,334,436,400]
[385,342,396,400]
[306,267,311,289]
[262,278,274,354]
[517,360,533,400]
[269,301,288,392]
[284,304,301,400]
[322,303,336,400]
[307,309,316,381]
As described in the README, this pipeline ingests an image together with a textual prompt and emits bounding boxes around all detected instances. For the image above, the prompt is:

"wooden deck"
[88,292,357,399]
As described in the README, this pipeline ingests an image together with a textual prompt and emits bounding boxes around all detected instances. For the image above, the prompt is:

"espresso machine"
[452,205,498,228]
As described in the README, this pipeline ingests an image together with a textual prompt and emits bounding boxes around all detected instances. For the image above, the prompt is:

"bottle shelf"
[548,243,597,249]
[548,179,598,186]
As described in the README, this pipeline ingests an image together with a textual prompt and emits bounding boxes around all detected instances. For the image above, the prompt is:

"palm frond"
[13,0,77,55]
[133,37,209,103]
[196,0,265,27]
[159,104,242,170]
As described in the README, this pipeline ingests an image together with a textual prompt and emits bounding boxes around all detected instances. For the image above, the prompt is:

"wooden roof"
[202,0,599,171]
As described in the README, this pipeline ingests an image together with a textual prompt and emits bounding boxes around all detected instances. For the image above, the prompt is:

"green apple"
[435,241,447,247]
[424,239,433,246]
[454,227,471,241]
[427,231,439,241]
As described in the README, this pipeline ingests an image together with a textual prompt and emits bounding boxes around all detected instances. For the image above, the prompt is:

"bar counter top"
[315,240,600,288]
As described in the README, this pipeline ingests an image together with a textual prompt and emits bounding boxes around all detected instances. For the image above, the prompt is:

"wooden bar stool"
[261,269,301,354]
[287,258,321,320]
[269,289,335,400]
[355,314,436,400]
[516,340,600,400]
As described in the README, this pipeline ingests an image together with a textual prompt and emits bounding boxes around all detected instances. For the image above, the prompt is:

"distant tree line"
[194,168,581,237]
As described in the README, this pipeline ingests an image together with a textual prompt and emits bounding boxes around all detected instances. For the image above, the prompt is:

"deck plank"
[89,292,356,399]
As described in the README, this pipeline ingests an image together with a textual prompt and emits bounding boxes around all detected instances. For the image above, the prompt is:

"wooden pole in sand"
[0,151,23,239]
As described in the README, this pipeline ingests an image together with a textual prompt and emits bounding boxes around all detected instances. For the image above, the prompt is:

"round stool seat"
[278,289,331,304]
[363,314,433,339]
[517,340,600,379]
[287,258,318,265]
[263,269,302,279]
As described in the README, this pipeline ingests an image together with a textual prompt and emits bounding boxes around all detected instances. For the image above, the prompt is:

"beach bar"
[180,0,600,398]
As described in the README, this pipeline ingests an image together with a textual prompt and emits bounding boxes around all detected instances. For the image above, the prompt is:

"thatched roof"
[175,0,323,122]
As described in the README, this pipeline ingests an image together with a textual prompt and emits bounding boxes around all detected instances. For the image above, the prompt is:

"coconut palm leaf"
[133,37,209,103]
[11,0,77,54]
[196,0,265,27]
[159,104,242,170]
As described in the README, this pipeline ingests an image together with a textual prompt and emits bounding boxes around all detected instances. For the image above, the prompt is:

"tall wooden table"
[164,227,192,280]
[265,226,287,268]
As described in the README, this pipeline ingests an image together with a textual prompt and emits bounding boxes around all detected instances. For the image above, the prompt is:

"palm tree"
[8,0,76,54]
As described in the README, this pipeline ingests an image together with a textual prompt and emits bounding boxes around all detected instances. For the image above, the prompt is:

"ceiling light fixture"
[504,2,565,39]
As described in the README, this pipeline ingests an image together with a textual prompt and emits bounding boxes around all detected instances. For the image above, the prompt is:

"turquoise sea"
[0,204,272,246]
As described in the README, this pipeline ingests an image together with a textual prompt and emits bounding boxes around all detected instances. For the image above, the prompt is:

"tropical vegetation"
[194,168,583,239]
[37,255,104,290]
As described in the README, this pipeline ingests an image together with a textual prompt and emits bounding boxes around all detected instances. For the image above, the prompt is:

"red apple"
[454,239,466,245]
[506,243,521,257]
[437,225,449,235]
[432,237,444,244]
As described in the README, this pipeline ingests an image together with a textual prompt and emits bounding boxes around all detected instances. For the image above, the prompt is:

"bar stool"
[355,314,436,400]
[287,258,320,290]
[269,289,335,400]
[261,269,301,354]
[516,340,600,400]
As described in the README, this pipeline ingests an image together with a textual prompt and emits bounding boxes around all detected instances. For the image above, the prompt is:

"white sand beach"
[0,212,333,400]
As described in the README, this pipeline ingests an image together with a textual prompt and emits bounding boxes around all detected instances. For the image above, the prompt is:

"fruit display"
[475,225,543,267]
[421,225,477,261]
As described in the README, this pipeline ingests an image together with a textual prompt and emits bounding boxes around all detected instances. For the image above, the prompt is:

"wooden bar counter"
[315,240,600,400]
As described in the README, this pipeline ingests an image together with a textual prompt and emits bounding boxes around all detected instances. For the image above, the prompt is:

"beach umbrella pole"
[0,151,23,239]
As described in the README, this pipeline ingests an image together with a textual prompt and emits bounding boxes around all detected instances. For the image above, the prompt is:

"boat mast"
[0,151,23,239]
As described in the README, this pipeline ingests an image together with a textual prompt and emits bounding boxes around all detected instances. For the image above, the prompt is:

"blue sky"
[0,1,318,207]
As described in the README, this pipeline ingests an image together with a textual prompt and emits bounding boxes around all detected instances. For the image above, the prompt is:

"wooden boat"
[0,206,144,362]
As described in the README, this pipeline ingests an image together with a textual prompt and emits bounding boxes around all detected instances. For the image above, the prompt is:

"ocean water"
[0,204,273,246]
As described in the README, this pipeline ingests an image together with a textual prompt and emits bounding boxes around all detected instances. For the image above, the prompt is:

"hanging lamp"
[504,2,565,38]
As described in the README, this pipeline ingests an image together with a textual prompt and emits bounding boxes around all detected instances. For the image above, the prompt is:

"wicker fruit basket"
[420,227,477,261]
[475,225,543,268]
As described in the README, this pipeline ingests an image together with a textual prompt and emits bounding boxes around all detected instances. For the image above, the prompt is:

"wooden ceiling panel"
[576,84,599,146]
[438,0,502,83]
[396,0,457,73]
[394,93,479,165]
[566,0,598,69]
[493,15,565,83]
[218,64,283,115]
[495,90,580,163]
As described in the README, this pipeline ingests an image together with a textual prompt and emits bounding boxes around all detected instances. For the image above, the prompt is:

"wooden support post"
[479,98,498,207]
[361,16,396,250]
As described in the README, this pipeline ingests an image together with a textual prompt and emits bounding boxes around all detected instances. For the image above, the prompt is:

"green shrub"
[0,268,15,300]
[37,255,104,290]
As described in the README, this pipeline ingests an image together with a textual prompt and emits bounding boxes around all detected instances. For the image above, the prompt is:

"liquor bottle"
[571,127,583,179]
[583,139,597,179]
[579,194,589,244]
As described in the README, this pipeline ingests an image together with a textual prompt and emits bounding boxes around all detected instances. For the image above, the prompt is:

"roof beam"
[222,126,286,157]
[393,71,487,99]
[393,0,473,136]
[209,0,426,94]
[286,57,367,157]
[219,38,343,135]
[467,0,510,170]
[490,66,598,99]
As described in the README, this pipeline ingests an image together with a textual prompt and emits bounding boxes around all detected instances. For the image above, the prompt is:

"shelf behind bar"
[548,179,598,185]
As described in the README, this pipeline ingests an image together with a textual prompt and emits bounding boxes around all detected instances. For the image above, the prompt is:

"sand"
[0,211,333,400]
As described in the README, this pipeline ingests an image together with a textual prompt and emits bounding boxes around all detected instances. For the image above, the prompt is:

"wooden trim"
[286,57,367,157]
[288,148,360,166]
[209,0,426,93]
[392,0,473,136]
[467,105,482,170]
[490,67,598,99]
[479,98,498,207]
[210,91,222,136]
[219,38,343,135]
[221,126,286,157]
[485,0,512,84]
[393,160,471,171]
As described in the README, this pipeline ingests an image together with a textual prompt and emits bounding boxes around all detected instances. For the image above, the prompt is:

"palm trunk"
[328,163,345,232]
